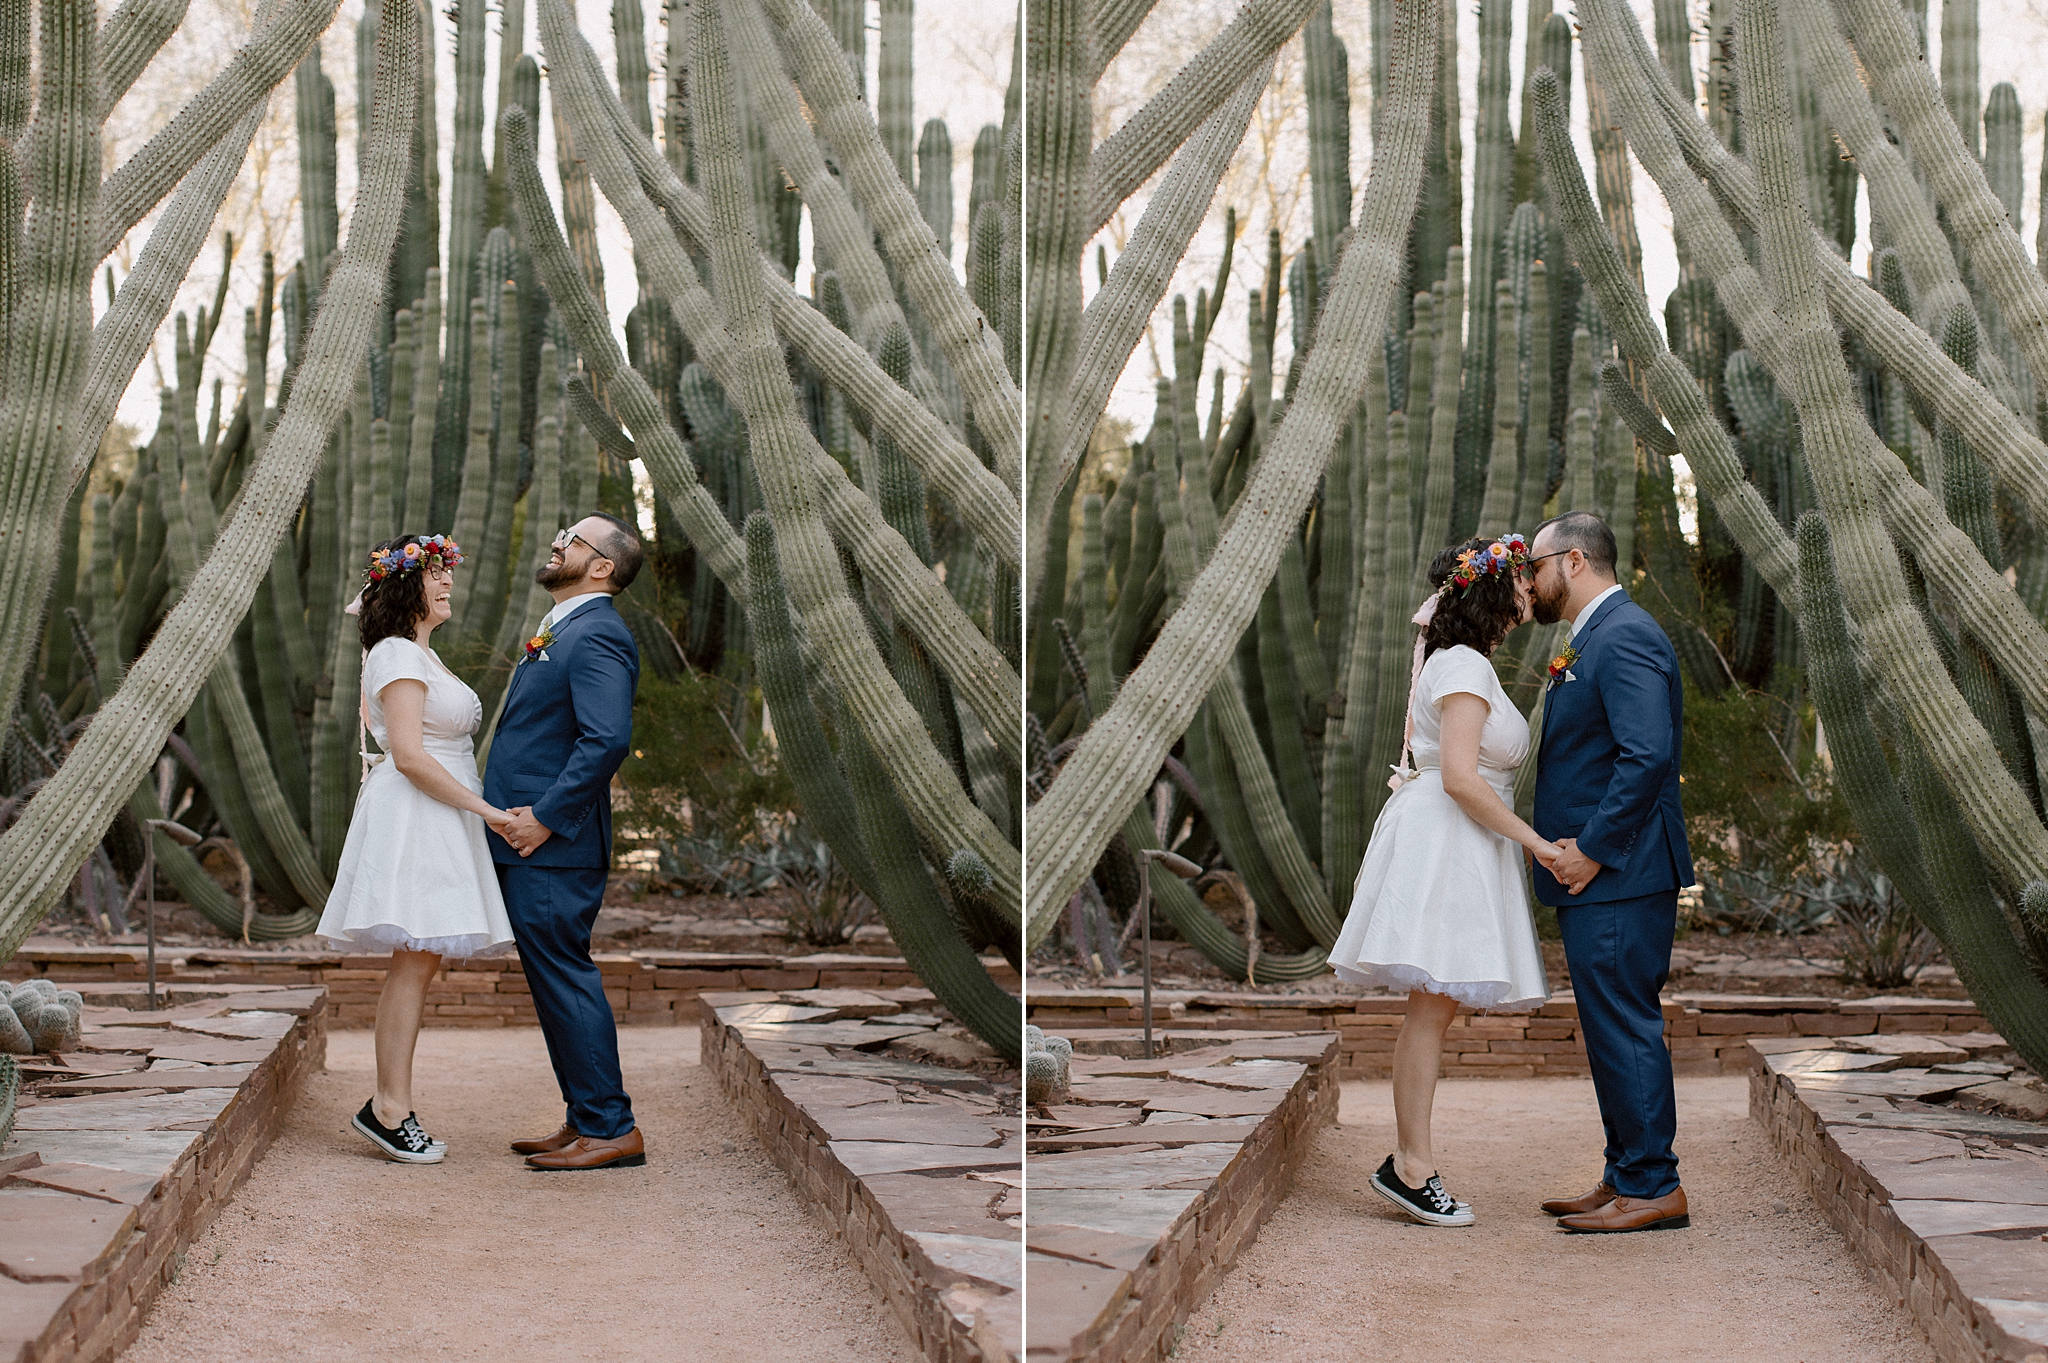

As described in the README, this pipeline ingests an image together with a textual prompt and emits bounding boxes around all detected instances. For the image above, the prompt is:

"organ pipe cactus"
[0,0,420,956]
[0,0,1022,1054]
[1028,0,1653,973]
[1025,0,1442,948]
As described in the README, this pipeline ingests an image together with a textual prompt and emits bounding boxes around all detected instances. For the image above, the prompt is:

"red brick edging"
[5,941,1017,1030]
[2,986,326,1363]
[1025,987,1988,1078]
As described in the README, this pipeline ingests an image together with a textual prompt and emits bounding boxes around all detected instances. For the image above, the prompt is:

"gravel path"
[1171,1076,1935,1363]
[122,1028,914,1363]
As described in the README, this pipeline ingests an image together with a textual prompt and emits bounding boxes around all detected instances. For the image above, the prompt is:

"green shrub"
[617,667,796,879]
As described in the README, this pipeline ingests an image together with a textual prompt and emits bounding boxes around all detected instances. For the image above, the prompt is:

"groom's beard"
[1531,576,1569,625]
[536,558,587,590]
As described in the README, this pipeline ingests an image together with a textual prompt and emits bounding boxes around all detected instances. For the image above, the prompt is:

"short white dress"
[315,637,516,957]
[1329,643,1550,1011]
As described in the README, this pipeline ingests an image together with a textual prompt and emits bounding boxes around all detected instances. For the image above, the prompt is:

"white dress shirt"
[539,590,612,634]
[1568,583,1625,642]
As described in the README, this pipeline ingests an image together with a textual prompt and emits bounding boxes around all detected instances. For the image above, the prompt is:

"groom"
[1526,511,1695,1232]
[486,512,646,1170]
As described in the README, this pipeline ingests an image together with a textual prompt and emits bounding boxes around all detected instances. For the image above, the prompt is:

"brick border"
[5,942,1016,1030]
[1026,988,1986,1079]
[700,1001,1020,1363]
[1747,1040,2046,1363]
[4,986,326,1363]
[1028,1031,1340,1363]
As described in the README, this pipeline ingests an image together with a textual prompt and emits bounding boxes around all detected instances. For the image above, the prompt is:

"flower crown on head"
[365,534,464,584]
[1437,532,1529,597]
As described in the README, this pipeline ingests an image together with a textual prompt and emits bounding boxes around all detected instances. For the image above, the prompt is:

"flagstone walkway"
[1167,1075,1938,1363]
[118,1028,916,1363]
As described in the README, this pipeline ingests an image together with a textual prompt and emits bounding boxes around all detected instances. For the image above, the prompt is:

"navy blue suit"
[483,594,640,1139]
[1532,589,1694,1198]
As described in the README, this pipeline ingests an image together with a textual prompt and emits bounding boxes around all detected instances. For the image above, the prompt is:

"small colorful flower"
[523,627,557,663]
[1548,643,1581,684]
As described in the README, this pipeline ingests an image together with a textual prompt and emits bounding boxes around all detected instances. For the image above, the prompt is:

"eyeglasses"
[552,529,612,564]
[1521,549,1574,575]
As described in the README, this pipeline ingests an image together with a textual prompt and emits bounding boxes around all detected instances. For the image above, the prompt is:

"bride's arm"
[1438,692,1559,867]
[382,679,512,825]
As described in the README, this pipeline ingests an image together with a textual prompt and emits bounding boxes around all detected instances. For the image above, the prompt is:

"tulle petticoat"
[1329,769,1550,1013]
[316,749,516,960]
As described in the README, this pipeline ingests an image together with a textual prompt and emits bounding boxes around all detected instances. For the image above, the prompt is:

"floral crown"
[365,534,464,584]
[1437,533,1528,596]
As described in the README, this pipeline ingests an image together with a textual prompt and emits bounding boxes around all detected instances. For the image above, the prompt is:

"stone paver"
[0,984,324,1362]
[1024,1029,1339,1363]
[701,988,1020,1363]
[1750,1034,2048,1362]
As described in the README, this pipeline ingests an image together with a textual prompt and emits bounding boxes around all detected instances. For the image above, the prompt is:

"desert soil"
[120,1029,914,1363]
[1169,1075,1936,1363]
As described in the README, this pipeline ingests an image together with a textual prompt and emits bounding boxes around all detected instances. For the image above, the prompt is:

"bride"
[316,534,516,1164]
[1331,533,1556,1227]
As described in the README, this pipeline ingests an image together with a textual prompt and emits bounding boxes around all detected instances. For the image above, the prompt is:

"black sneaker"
[401,1113,448,1154]
[353,1100,446,1164]
[1370,1154,1474,1226]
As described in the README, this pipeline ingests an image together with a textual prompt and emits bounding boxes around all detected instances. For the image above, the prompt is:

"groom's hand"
[500,806,554,857]
[1551,838,1603,895]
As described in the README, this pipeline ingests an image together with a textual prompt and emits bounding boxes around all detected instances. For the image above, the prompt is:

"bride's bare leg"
[1392,989,1460,1186]
[373,949,443,1126]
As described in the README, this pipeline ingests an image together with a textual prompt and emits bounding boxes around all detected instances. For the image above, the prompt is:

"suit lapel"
[1542,590,1629,744]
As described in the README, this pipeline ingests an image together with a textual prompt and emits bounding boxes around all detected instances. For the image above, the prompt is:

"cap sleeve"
[1423,645,1497,707]
[364,637,433,698]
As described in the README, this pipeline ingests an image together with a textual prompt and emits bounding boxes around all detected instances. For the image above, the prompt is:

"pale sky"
[104,0,1017,450]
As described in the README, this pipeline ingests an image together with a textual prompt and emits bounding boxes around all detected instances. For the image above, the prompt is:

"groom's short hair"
[587,512,644,592]
[1535,510,1618,578]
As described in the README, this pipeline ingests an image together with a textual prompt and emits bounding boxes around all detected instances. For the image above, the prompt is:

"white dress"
[315,637,516,957]
[1329,643,1550,1011]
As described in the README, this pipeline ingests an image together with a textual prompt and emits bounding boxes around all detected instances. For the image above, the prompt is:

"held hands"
[481,805,514,829]
[1527,840,1563,871]
[1550,837,1603,895]
[497,806,554,857]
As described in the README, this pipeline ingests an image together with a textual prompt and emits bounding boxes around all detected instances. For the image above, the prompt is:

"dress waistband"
[364,737,476,766]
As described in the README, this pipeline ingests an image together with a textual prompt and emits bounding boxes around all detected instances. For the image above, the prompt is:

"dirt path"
[122,1028,913,1363]
[1171,1076,1934,1363]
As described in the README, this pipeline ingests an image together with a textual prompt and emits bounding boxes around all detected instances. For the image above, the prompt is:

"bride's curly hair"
[1422,536,1523,662]
[358,536,438,652]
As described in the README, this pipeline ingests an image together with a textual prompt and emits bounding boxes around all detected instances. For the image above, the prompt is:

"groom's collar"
[541,590,614,633]
[1568,583,1626,642]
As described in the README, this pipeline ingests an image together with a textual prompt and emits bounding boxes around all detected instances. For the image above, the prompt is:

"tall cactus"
[1026,0,1443,948]
[0,0,1023,1055]
[1027,0,1653,973]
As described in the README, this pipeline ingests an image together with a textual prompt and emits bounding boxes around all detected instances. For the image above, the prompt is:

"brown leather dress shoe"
[510,1123,581,1156]
[1540,1182,1617,1216]
[524,1127,646,1170]
[1556,1186,1689,1233]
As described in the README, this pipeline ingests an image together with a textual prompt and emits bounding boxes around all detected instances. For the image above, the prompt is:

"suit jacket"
[483,595,640,869]
[1531,590,1695,906]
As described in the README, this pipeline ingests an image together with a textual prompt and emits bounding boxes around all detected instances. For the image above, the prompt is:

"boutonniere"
[1548,643,1580,687]
[523,627,557,663]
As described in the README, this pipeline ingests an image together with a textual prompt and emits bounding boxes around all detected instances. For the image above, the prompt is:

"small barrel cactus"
[0,980,83,1054]
[1025,1028,1073,1105]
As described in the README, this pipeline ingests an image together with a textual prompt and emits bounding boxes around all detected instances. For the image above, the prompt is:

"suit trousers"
[1556,889,1680,1198]
[496,863,636,1140]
